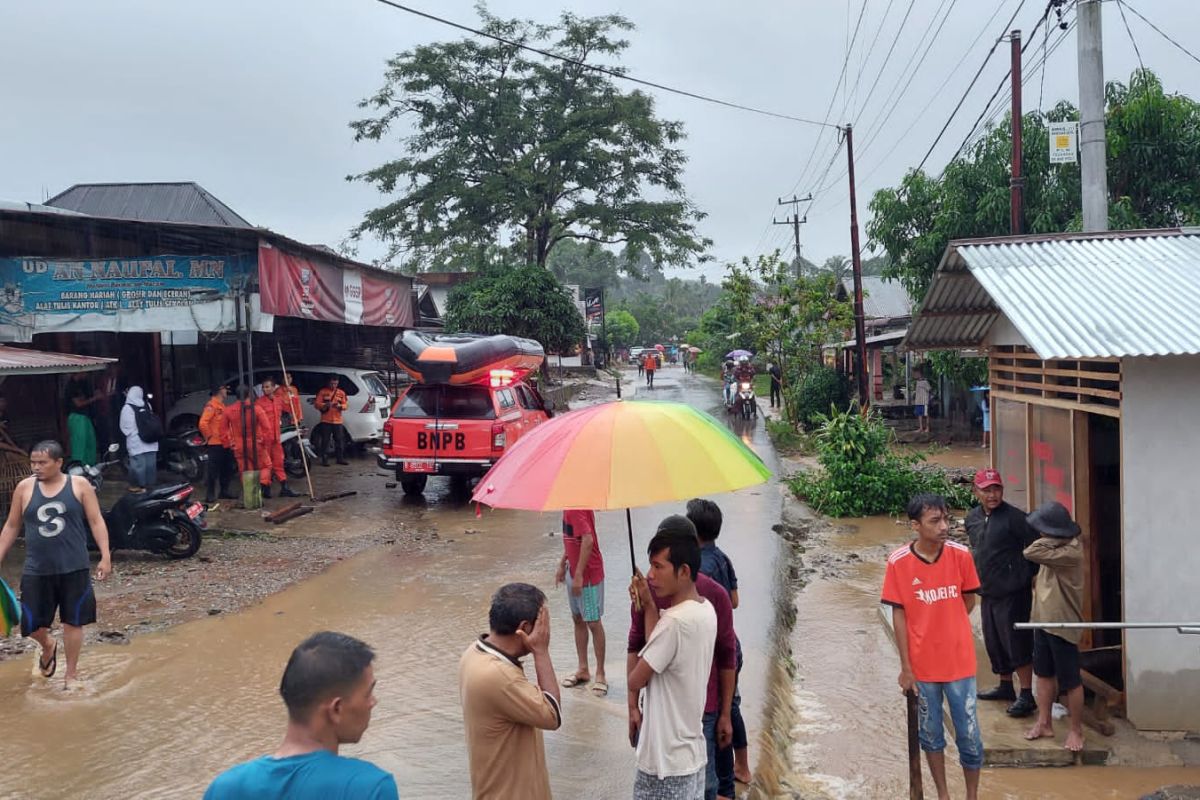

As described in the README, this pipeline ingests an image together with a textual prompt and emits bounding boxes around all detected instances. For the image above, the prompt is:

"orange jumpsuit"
[280,384,303,426]
[256,393,286,485]
[221,400,273,482]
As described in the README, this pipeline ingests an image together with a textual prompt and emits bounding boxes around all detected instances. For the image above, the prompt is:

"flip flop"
[560,675,589,688]
[39,641,57,678]
[590,681,609,697]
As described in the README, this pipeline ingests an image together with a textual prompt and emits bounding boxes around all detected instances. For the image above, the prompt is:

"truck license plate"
[404,459,436,473]
[186,502,205,520]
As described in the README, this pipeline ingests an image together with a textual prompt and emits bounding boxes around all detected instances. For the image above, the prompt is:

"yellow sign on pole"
[1049,121,1079,164]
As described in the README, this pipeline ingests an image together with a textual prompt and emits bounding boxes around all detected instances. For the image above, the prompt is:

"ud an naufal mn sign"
[1049,121,1079,165]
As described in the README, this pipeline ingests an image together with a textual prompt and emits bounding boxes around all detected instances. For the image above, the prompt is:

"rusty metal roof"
[45,182,252,228]
[0,346,115,375]
[903,229,1200,359]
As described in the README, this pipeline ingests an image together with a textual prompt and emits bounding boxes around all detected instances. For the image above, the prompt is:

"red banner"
[257,242,412,328]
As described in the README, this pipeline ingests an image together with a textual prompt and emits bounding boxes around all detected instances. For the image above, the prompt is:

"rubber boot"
[279,482,300,498]
[261,484,272,499]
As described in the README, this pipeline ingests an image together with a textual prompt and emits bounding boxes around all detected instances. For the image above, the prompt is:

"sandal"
[39,641,58,678]
[590,681,609,697]
[560,674,589,688]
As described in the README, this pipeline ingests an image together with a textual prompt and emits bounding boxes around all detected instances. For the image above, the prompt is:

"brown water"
[783,516,1200,798]
[0,369,785,799]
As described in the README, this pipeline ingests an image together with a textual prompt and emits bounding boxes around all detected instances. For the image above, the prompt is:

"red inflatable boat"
[392,331,545,385]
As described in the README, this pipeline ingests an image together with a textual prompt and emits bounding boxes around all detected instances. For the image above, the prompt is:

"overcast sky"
[2,1,1197,283]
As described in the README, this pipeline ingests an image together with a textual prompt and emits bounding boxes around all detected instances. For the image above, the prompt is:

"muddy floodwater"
[0,369,783,799]
[783,511,1200,799]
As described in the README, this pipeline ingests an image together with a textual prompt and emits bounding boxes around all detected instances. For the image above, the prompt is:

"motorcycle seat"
[143,482,192,500]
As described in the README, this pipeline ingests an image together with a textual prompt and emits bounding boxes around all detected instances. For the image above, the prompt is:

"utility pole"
[774,194,812,277]
[1077,0,1108,231]
[1010,29,1025,235]
[843,124,869,409]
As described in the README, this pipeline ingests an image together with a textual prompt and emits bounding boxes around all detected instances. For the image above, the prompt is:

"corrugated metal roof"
[45,182,252,228]
[841,276,913,320]
[0,346,115,375]
[904,229,1200,359]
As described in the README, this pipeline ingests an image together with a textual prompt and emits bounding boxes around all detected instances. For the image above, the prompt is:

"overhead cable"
[371,0,839,129]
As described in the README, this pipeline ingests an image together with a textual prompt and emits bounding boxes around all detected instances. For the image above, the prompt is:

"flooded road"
[0,367,783,799]
[783,512,1200,799]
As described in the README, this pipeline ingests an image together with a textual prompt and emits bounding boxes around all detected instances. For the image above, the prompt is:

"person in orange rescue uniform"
[222,385,273,494]
[313,374,349,467]
[256,377,299,499]
[199,385,234,506]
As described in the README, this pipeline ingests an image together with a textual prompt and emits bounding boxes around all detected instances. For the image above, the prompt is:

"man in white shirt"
[914,371,932,434]
[628,516,718,800]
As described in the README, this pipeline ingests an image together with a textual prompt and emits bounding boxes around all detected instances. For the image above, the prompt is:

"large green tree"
[444,264,585,353]
[604,309,639,350]
[350,7,709,270]
[868,69,1200,303]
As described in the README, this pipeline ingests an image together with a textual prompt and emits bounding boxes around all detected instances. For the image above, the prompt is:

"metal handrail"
[1015,622,1200,635]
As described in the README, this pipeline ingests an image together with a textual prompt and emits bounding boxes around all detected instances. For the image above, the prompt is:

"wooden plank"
[1074,409,1094,652]
[990,390,1122,418]
[995,363,1121,383]
[263,502,303,522]
[994,376,1122,401]
[1080,668,1125,706]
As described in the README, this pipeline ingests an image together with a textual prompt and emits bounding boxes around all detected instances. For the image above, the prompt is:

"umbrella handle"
[627,508,641,612]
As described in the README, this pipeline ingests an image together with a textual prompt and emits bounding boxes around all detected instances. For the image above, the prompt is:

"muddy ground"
[0,371,613,663]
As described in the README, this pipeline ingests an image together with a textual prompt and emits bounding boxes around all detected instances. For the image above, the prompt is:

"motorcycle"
[736,380,757,420]
[157,428,208,480]
[280,424,318,479]
[67,444,205,559]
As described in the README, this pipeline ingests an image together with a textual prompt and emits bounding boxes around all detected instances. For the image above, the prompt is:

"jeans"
[915,677,984,770]
[701,711,719,800]
[128,451,157,488]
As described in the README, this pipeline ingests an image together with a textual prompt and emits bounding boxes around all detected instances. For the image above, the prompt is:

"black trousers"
[205,445,232,500]
[314,423,348,462]
[770,383,782,407]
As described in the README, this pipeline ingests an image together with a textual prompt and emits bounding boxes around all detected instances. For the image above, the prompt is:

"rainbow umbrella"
[472,400,771,572]
[0,576,20,636]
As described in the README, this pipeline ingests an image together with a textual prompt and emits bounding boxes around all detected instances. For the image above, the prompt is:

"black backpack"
[132,404,163,443]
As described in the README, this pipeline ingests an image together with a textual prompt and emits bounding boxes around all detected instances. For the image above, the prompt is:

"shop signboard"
[258,242,413,328]
[0,254,262,341]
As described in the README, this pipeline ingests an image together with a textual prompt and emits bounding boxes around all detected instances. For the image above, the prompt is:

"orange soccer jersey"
[882,540,981,683]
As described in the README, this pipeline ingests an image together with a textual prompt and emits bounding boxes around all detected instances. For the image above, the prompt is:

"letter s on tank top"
[22,479,92,576]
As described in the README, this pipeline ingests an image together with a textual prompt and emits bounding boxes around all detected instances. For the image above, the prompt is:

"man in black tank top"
[0,440,111,685]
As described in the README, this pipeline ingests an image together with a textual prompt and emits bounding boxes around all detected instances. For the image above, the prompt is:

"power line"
[916,0,1031,173]
[1115,0,1145,73]
[847,0,896,120]
[371,0,839,129]
[851,0,919,127]
[1120,2,1200,67]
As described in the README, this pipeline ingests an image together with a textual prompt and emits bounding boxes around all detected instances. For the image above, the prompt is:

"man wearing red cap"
[965,468,1039,717]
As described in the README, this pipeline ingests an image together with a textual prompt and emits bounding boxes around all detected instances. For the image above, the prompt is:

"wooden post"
[907,689,924,799]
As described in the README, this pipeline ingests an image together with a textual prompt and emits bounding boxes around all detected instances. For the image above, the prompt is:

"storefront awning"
[0,345,115,375]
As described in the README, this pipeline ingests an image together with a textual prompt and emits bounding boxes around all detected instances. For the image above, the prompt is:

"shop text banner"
[257,243,413,328]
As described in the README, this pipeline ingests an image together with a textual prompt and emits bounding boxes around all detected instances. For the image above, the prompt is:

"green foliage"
[926,352,988,390]
[790,405,973,517]
[548,239,622,291]
[868,70,1200,304]
[349,8,709,268]
[724,252,853,426]
[791,365,851,431]
[604,309,639,350]
[444,264,585,352]
[765,417,812,457]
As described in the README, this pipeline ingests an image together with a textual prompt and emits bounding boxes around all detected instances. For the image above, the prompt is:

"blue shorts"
[916,677,984,770]
[565,569,604,622]
[914,404,927,418]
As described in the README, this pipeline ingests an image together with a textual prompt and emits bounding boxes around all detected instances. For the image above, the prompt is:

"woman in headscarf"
[118,386,159,492]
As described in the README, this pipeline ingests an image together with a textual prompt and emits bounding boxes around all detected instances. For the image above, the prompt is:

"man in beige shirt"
[1021,501,1086,753]
[460,583,561,800]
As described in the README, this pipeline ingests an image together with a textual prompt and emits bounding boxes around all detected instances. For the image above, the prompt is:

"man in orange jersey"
[222,386,273,494]
[313,375,349,467]
[882,493,984,800]
[199,385,234,506]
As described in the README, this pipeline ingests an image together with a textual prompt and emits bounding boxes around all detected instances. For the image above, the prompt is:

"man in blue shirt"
[204,631,398,800]
[686,498,748,798]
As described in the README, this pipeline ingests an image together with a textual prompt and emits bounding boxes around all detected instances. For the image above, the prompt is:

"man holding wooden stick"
[883,493,984,800]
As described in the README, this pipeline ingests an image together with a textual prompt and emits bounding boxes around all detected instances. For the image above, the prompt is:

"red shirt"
[628,572,737,714]
[561,511,604,586]
[882,540,981,683]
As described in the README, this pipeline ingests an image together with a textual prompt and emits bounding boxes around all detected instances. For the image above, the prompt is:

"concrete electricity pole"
[1077,0,1108,231]
[774,194,811,277]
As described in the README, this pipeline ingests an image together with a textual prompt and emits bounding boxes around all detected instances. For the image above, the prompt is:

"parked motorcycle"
[736,381,757,420]
[157,429,207,480]
[67,445,205,559]
[280,424,317,479]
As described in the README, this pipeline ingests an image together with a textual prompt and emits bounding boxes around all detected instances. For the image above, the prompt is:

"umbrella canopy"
[688,346,702,353]
[0,577,19,636]
[472,400,771,570]
[726,349,753,360]
[474,400,769,511]
[654,344,666,351]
